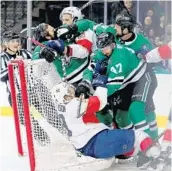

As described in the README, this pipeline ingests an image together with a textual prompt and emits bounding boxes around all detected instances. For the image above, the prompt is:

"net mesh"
[11,59,113,171]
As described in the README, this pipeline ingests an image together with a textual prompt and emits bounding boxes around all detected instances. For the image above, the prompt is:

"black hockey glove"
[40,47,57,63]
[56,24,78,41]
[94,59,108,75]
[75,80,91,99]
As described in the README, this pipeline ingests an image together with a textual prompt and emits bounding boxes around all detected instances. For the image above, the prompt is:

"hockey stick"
[76,93,85,118]
[80,0,97,10]
[25,37,45,47]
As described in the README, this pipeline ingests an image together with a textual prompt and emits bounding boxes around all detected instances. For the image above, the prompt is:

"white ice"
[0,116,143,171]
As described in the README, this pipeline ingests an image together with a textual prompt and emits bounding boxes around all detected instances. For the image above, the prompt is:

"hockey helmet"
[97,32,115,49]
[51,82,76,104]
[115,13,136,31]
[2,31,20,43]
[60,7,84,22]
[33,23,48,41]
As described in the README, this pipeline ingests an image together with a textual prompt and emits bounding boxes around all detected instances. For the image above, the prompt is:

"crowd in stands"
[121,0,171,47]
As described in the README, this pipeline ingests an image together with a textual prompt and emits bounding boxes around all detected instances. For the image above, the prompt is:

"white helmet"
[51,82,75,104]
[60,6,84,22]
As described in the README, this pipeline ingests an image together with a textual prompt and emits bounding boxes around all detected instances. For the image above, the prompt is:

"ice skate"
[147,146,171,171]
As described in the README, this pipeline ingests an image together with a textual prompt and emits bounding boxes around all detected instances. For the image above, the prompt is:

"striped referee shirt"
[0,49,32,92]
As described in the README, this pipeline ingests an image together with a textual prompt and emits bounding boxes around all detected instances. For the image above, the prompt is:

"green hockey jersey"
[117,34,154,58]
[76,19,153,57]
[83,44,147,96]
[32,37,91,83]
[76,19,116,36]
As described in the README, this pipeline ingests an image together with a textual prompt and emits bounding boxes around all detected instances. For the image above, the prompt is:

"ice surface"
[0,117,166,171]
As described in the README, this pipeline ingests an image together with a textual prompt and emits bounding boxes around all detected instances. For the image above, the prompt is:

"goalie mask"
[60,7,84,25]
[52,82,76,104]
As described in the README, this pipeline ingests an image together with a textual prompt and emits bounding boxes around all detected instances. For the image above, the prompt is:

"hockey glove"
[40,47,57,63]
[92,74,107,89]
[46,40,65,55]
[56,24,78,40]
[94,59,108,75]
[75,80,91,99]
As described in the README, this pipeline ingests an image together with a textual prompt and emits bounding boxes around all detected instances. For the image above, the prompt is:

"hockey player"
[144,42,172,171]
[0,31,32,106]
[33,23,96,85]
[58,7,170,65]
[57,7,160,133]
[145,41,172,63]
[77,32,158,141]
[51,77,161,169]
[56,6,119,39]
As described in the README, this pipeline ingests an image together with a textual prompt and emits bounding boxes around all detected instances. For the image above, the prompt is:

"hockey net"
[8,59,113,171]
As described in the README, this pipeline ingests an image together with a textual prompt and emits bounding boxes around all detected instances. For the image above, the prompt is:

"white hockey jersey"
[56,87,110,149]
[145,43,171,63]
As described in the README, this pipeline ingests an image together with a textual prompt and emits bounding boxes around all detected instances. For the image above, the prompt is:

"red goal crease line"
[0,106,168,128]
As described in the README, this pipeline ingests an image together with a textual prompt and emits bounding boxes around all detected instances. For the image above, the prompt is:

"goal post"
[8,59,113,171]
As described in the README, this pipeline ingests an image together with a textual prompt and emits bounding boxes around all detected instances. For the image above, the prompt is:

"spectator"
[123,0,137,18]
[160,15,165,31]
[148,29,155,45]
[154,37,164,47]
[147,9,154,17]
[165,24,171,43]
[143,16,152,36]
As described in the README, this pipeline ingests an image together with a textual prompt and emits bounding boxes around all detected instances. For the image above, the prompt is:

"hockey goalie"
[51,74,163,170]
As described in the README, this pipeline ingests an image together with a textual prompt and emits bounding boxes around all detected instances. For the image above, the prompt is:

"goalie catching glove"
[75,80,91,99]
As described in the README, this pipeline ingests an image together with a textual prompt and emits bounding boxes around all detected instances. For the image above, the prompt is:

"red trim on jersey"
[140,137,153,152]
[158,45,172,60]
[163,129,172,142]
[67,46,73,56]
[76,39,93,54]
[83,96,100,123]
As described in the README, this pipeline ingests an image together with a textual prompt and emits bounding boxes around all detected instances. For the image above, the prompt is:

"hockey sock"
[129,101,151,136]
[161,125,172,152]
[146,111,159,140]
[115,110,133,129]
[125,130,160,157]
[96,110,113,126]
